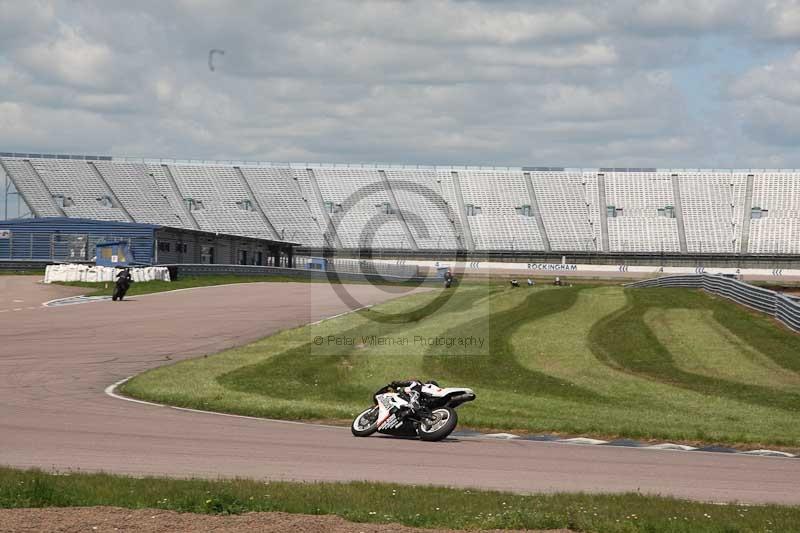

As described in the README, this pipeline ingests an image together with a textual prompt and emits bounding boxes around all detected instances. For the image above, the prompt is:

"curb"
[462,432,797,458]
[104,379,797,459]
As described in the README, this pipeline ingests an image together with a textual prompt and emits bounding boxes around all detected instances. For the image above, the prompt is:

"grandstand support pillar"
[305,168,342,250]
[740,173,755,254]
[162,164,201,230]
[88,161,135,222]
[234,166,280,240]
[286,246,294,268]
[1,163,7,220]
[21,160,66,217]
[671,173,688,253]
[378,170,419,251]
[597,173,610,252]
[450,171,475,252]
[271,245,281,268]
[0,159,36,218]
[523,172,551,252]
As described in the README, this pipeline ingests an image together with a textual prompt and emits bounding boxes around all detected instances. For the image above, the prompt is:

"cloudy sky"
[1,0,800,168]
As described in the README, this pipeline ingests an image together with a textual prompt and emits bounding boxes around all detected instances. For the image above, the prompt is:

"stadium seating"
[530,171,600,252]
[2,154,800,255]
[604,172,680,253]
[312,168,409,249]
[93,161,189,228]
[167,164,271,238]
[749,172,800,254]
[240,167,325,246]
[457,170,545,251]
[30,159,129,221]
[679,172,746,253]
[383,169,460,249]
[0,159,63,218]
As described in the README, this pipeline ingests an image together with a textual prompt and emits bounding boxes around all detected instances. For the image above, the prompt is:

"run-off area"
[124,282,800,449]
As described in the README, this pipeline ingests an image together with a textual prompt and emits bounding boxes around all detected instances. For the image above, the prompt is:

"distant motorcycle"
[112,269,133,301]
[352,380,475,441]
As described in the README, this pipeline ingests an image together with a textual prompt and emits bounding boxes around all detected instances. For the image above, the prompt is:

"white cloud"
[763,0,800,39]
[467,42,618,69]
[728,51,800,148]
[16,25,113,89]
[0,0,798,167]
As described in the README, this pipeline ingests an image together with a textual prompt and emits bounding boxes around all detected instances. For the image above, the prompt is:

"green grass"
[0,270,45,275]
[0,467,795,532]
[57,275,313,297]
[57,273,434,297]
[123,284,800,447]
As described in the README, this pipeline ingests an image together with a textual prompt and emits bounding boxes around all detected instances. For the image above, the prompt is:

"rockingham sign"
[526,263,579,271]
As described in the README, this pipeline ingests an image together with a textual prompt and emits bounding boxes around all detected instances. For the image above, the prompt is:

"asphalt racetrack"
[1,276,799,505]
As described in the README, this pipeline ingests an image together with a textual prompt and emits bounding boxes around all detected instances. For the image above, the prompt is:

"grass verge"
[0,270,45,276]
[123,284,800,448]
[56,273,436,297]
[0,467,794,532]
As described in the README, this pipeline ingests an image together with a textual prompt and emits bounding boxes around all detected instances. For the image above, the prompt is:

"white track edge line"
[104,377,343,429]
[309,304,373,325]
[103,299,385,427]
[97,291,797,458]
[103,379,799,457]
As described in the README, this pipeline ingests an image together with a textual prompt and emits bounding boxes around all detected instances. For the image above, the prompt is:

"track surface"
[1,278,799,505]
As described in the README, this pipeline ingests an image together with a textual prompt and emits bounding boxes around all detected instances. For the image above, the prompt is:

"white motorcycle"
[351,380,476,441]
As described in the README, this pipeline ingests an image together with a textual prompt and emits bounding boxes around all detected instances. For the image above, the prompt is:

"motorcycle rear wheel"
[351,406,380,437]
[418,407,458,441]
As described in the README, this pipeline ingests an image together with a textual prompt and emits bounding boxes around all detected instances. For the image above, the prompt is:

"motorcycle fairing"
[420,384,475,398]
[375,393,418,436]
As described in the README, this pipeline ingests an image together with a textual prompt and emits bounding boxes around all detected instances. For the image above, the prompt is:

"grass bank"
[0,467,794,532]
[123,284,800,447]
[56,273,434,298]
[57,274,317,297]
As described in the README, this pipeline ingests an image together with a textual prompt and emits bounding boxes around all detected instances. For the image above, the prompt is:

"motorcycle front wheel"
[418,407,458,441]
[351,406,380,437]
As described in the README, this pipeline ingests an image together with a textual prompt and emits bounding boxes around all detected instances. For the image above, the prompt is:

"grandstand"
[2,152,800,256]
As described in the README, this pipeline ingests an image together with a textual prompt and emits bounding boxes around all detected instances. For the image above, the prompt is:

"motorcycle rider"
[117,267,132,282]
[376,379,425,417]
[113,267,133,301]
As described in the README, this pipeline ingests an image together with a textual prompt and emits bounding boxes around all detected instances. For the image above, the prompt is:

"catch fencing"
[626,274,800,333]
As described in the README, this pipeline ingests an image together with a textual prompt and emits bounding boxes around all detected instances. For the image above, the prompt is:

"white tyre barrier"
[44,264,171,284]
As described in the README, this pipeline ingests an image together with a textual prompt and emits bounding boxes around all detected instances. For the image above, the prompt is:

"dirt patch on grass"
[0,507,573,532]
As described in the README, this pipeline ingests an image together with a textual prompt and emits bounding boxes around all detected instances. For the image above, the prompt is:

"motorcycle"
[112,271,132,301]
[351,381,475,441]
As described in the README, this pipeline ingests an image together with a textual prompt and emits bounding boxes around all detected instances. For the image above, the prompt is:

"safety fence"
[321,257,420,278]
[626,274,800,332]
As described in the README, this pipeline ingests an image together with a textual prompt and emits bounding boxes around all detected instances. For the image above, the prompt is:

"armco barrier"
[624,274,703,289]
[777,294,800,332]
[626,274,800,333]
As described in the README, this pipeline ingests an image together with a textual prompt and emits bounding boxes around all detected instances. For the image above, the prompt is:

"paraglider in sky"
[208,49,225,71]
